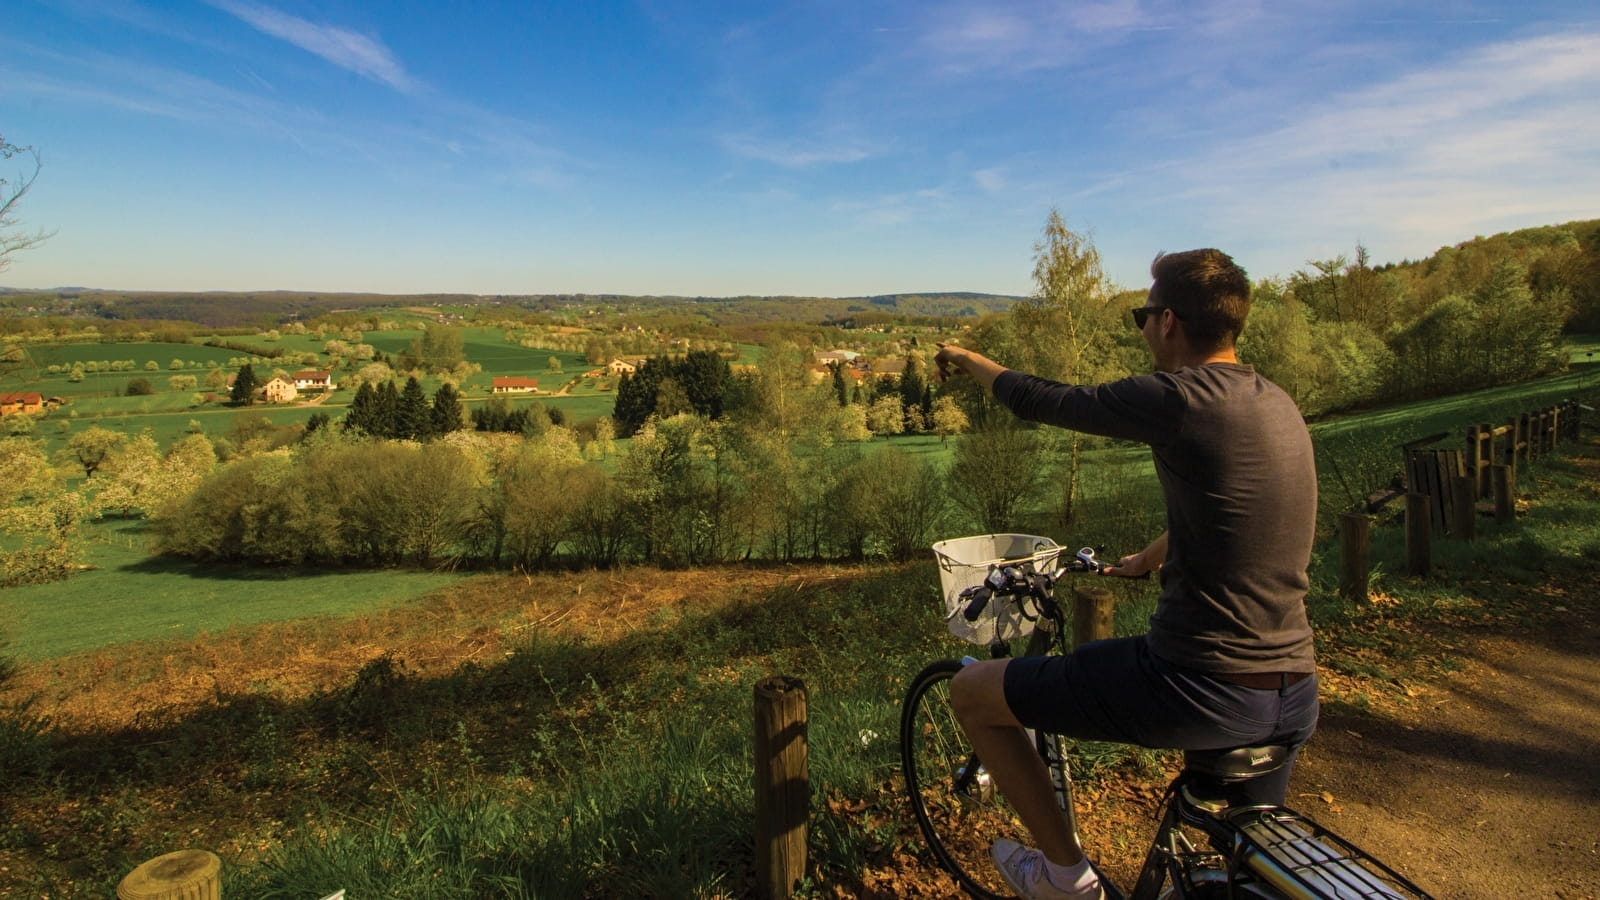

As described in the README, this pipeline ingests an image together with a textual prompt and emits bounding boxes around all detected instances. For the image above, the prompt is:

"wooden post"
[754,676,808,900]
[1338,512,1370,601]
[1071,585,1115,649]
[1492,464,1515,523]
[1497,420,1517,484]
[1518,412,1532,465]
[1466,424,1489,497]
[1405,493,1431,577]
[118,850,220,900]
[1450,476,1476,541]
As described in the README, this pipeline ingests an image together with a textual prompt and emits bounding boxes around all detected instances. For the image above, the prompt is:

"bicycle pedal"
[954,764,995,804]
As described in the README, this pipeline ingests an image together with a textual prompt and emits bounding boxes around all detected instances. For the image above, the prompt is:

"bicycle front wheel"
[902,658,1054,899]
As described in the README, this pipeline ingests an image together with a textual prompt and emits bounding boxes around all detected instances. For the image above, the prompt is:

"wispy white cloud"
[831,187,951,227]
[1,29,579,195]
[1159,30,1600,266]
[973,167,1007,193]
[912,0,1181,75]
[721,134,878,167]
[208,0,417,93]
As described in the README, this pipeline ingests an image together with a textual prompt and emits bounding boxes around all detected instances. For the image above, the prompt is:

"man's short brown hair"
[1149,249,1250,350]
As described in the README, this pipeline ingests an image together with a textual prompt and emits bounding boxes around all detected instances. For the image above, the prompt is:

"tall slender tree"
[376,380,400,439]
[344,382,380,435]
[229,363,258,406]
[430,383,464,436]
[396,376,430,440]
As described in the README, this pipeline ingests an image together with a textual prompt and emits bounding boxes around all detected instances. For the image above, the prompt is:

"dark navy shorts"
[1004,634,1319,799]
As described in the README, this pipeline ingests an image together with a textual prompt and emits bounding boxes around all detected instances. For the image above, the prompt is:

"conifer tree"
[396,376,430,440]
[376,380,400,439]
[229,363,258,406]
[344,382,380,435]
[430,382,464,436]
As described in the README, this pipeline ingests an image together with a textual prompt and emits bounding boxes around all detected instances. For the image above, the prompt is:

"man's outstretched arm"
[933,343,1008,393]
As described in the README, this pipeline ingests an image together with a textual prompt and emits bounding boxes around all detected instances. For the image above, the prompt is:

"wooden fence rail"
[1347,397,1587,597]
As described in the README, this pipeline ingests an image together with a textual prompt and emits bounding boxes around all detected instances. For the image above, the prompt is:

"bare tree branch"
[1,137,55,273]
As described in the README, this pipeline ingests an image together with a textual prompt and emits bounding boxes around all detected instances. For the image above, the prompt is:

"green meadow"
[2,520,465,661]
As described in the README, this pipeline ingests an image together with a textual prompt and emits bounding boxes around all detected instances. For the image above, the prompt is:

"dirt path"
[1293,616,1600,899]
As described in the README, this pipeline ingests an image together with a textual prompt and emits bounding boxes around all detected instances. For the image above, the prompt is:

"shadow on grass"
[112,553,448,581]
[2,562,950,896]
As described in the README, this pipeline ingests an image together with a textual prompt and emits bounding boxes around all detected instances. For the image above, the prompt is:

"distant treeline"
[0,287,1024,331]
[202,337,287,359]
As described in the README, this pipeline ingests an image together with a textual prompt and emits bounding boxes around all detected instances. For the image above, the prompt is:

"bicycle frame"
[906,551,1433,900]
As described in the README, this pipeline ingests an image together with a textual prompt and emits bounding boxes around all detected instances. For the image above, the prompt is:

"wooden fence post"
[754,676,808,900]
[1518,412,1532,465]
[1339,512,1370,601]
[1466,424,1490,498]
[1071,585,1115,649]
[1450,476,1477,541]
[1405,493,1431,577]
[118,850,220,900]
[1492,464,1515,523]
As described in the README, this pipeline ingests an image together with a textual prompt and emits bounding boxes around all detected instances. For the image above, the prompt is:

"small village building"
[813,350,859,365]
[0,392,44,416]
[606,357,642,376]
[807,364,870,384]
[263,377,298,404]
[293,369,335,391]
[491,376,541,394]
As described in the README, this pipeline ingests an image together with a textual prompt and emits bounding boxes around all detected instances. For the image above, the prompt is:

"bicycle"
[900,536,1435,900]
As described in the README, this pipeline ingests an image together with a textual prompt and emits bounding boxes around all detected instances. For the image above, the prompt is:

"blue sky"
[2,0,1597,297]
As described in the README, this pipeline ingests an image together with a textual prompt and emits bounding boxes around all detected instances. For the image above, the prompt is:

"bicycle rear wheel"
[902,658,1059,899]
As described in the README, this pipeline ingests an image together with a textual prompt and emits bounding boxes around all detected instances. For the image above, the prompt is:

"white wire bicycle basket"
[932,534,1061,645]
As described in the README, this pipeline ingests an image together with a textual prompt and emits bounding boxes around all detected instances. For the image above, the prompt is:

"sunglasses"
[1130,305,1181,329]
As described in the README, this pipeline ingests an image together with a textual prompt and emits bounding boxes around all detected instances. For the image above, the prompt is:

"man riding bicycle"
[933,248,1319,900]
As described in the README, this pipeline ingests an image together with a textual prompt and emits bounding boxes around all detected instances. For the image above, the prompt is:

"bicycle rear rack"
[1228,809,1433,899]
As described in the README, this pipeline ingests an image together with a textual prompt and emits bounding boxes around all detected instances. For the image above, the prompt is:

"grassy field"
[1,438,1594,896]
[1,520,466,660]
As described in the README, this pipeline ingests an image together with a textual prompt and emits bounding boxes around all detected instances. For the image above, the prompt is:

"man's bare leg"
[948,659,1083,865]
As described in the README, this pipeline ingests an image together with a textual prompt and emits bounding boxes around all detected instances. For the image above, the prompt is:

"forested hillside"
[1233,218,1597,416]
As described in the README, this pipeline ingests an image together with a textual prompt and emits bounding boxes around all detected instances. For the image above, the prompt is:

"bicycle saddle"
[1183,744,1291,781]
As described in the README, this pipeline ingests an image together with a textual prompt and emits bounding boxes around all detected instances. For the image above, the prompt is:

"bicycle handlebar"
[958,546,1107,622]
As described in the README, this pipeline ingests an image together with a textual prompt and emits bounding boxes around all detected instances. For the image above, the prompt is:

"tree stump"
[1071,585,1115,649]
[117,850,220,900]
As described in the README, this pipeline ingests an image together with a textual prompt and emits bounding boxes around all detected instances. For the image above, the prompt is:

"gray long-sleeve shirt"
[994,363,1317,674]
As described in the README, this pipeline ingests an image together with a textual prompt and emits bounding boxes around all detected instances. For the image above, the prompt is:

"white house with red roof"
[491,376,541,394]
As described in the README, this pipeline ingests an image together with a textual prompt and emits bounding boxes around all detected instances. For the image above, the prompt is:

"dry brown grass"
[9,563,840,736]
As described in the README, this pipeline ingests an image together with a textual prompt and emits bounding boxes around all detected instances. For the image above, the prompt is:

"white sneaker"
[990,839,1106,900]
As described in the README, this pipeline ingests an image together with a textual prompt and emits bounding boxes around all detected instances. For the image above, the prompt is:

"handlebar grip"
[961,586,994,622]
